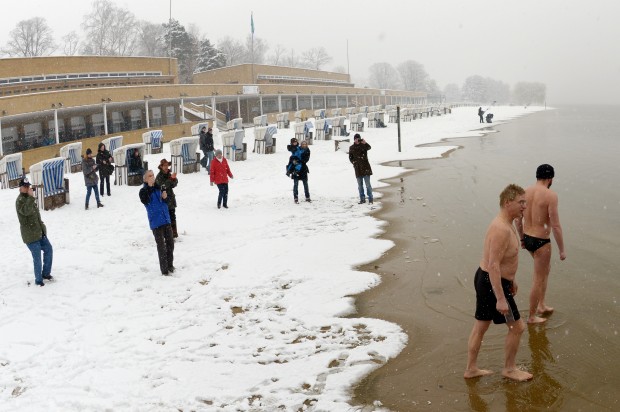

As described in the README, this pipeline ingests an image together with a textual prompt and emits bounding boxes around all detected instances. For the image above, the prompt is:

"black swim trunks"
[522,234,551,253]
[474,267,520,324]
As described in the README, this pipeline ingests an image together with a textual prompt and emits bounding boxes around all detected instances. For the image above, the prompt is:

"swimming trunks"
[522,234,551,253]
[474,267,520,324]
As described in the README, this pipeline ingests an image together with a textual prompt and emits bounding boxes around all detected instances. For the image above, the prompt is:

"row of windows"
[0,71,163,85]
[257,74,351,85]
[0,79,172,96]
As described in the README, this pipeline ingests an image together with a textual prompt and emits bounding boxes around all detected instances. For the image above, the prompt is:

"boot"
[97,202,104,208]
[172,221,178,238]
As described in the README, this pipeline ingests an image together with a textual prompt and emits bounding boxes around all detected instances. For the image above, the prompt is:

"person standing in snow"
[478,107,485,123]
[199,126,215,174]
[83,148,104,210]
[139,170,175,276]
[348,134,373,204]
[96,142,113,197]
[210,149,234,209]
[155,159,179,238]
[16,178,54,287]
[286,138,311,203]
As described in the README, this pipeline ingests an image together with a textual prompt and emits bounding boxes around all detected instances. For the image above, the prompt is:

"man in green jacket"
[15,178,54,287]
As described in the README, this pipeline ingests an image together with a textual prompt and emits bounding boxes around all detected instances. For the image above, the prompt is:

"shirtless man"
[516,164,566,324]
[464,184,533,381]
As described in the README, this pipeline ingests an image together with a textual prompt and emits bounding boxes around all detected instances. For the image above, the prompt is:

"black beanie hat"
[536,164,554,179]
[86,148,93,155]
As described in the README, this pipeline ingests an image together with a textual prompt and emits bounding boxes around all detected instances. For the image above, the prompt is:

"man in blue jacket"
[139,170,175,276]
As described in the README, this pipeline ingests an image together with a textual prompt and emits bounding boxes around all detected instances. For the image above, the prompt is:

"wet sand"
[352,107,620,411]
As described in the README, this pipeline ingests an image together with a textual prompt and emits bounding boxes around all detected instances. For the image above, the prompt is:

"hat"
[86,148,93,155]
[290,138,298,143]
[536,164,554,179]
[19,177,31,187]
[353,134,362,140]
[158,158,171,169]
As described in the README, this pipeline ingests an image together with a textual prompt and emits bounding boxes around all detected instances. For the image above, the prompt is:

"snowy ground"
[0,106,544,411]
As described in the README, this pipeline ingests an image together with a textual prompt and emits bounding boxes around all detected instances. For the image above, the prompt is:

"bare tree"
[397,60,429,91]
[242,35,268,64]
[268,44,287,66]
[218,36,245,66]
[2,17,56,57]
[136,21,165,57]
[62,31,80,56]
[332,65,347,74]
[81,0,138,56]
[368,62,400,89]
[300,47,332,70]
[443,83,461,102]
[284,49,300,68]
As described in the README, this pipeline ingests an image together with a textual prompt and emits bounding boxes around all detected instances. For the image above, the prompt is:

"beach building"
[0,56,427,171]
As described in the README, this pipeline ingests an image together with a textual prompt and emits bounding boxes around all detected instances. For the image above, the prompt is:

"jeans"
[356,175,373,201]
[217,183,229,207]
[205,151,214,173]
[26,236,53,284]
[293,176,310,200]
[99,175,111,195]
[86,184,101,206]
[153,224,174,274]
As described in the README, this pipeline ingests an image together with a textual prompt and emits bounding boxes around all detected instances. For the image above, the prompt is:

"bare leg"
[464,320,494,378]
[502,319,533,381]
[528,244,552,323]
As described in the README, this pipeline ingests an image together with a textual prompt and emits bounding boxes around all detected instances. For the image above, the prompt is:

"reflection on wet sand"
[525,325,564,409]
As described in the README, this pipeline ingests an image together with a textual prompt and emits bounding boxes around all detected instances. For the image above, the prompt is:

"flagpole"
[251,12,255,84]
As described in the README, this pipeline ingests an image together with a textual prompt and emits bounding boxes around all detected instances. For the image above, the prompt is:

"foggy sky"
[1,0,619,104]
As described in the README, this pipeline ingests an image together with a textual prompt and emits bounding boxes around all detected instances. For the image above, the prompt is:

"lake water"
[354,105,620,411]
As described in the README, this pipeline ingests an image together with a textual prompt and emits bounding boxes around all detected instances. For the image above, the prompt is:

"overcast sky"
[1,0,619,104]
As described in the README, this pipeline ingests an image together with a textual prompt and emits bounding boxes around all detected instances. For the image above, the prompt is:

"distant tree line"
[0,0,546,103]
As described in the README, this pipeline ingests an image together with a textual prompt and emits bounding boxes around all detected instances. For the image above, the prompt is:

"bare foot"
[502,368,533,381]
[527,315,547,324]
[464,368,494,379]
[537,305,554,315]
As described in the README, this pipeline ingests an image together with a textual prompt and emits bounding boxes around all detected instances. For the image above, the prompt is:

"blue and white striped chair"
[112,143,146,186]
[0,153,24,189]
[102,135,123,155]
[169,136,200,173]
[59,142,83,173]
[29,158,69,210]
[142,130,163,154]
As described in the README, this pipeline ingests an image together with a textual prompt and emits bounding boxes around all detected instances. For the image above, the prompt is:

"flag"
[251,12,254,35]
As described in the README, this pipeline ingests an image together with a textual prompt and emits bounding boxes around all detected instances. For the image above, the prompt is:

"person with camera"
[348,134,373,204]
[210,149,234,209]
[16,178,54,287]
[83,148,104,210]
[286,138,311,203]
[139,170,175,276]
[155,158,179,237]
[96,142,114,197]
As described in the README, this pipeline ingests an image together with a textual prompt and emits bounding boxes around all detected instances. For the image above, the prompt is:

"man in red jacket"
[210,149,234,209]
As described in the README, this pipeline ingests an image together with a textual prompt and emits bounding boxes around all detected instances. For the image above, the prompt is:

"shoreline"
[349,129,505,410]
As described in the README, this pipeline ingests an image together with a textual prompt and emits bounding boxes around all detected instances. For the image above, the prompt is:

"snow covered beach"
[0,106,543,411]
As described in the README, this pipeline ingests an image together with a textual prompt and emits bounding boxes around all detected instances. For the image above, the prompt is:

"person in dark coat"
[155,159,179,237]
[129,148,144,176]
[286,138,311,203]
[96,143,114,196]
[348,134,373,204]
[199,126,215,173]
[16,178,54,286]
[478,107,485,123]
[83,148,104,210]
[139,170,174,276]
[210,149,234,209]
